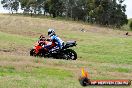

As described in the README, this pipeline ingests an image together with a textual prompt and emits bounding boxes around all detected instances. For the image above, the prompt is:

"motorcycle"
[30,40,77,60]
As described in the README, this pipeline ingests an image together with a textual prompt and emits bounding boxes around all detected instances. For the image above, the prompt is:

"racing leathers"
[44,35,64,51]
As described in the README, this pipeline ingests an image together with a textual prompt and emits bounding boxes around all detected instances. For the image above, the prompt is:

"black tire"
[30,49,35,56]
[62,49,77,60]
[79,77,91,86]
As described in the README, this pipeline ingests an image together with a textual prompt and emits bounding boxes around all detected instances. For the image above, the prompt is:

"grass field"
[0,14,132,88]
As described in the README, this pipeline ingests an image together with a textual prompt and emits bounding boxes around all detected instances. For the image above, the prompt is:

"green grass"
[0,31,35,46]
[0,63,79,88]
[0,66,73,79]
[0,14,132,88]
[66,31,132,64]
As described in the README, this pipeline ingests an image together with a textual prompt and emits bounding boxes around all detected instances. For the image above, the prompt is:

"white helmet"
[48,28,55,37]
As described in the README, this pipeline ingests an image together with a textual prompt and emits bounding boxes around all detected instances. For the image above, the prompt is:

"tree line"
[1,0,128,28]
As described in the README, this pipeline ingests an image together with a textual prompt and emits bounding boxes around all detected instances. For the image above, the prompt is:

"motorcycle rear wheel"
[62,49,77,60]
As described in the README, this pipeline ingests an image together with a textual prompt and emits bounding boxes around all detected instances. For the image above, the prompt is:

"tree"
[48,0,64,18]
[129,21,132,30]
[63,0,87,21]
[1,0,19,14]
[1,0,128,28]
[20,0,30,14]
[20,0,44,15]
[87,0,128,27]
[43,0,49,15]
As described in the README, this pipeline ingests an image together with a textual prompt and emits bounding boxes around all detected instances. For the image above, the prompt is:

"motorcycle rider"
[44,28,64,51]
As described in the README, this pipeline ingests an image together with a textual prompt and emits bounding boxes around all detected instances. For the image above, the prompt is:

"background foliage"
[1,0,128,28]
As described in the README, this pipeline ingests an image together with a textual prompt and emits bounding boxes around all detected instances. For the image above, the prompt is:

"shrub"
[129,21,132,30]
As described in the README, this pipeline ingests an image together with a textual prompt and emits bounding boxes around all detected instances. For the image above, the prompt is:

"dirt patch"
[0,49,12,52]
[0,48,30,56]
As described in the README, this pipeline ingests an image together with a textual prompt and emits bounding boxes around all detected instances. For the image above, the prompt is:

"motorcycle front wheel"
[30,49,36,56]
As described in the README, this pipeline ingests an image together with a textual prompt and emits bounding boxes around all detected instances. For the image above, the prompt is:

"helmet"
[48,28,55,37]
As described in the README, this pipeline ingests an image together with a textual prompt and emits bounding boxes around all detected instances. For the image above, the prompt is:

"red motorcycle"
[30,40,77,60]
